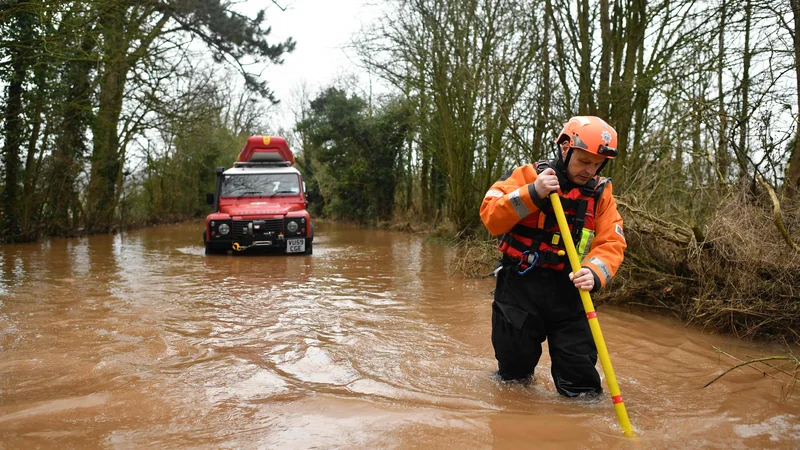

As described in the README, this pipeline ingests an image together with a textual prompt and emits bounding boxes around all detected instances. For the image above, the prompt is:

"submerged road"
[0,221,798,448]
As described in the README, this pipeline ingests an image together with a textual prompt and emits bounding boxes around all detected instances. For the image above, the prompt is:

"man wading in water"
[480,116,626,397]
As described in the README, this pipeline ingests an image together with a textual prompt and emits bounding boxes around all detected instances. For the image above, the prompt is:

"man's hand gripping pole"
[549,192,635,437]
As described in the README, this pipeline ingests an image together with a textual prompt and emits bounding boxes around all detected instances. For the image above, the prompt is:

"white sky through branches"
[241,0,385,130]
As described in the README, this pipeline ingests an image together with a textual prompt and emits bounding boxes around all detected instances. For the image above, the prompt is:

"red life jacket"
[498,161,609,271]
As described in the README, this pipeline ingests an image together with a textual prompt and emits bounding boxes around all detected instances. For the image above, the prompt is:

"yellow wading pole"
[549,192,634,437]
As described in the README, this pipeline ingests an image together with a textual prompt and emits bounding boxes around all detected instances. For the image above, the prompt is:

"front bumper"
[206,217,310,251]
[232,218,293,247]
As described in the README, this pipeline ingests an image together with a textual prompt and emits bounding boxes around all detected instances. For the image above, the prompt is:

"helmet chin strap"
[596,158,609,176]
[554,141,610,180]
[553,141,573,175]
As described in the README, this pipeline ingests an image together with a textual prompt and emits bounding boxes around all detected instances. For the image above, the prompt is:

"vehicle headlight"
[218,223,230,235]
[286,221,298,233]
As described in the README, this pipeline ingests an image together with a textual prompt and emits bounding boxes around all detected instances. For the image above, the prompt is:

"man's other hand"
[569,267,594,291]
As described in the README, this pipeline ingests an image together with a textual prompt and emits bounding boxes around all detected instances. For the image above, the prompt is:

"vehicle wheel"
[304,241,313,255]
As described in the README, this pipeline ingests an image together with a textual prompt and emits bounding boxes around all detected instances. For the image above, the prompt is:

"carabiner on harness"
[517,250,539,275]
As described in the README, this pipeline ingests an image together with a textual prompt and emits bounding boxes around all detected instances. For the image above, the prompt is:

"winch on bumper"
[204,217,312,254]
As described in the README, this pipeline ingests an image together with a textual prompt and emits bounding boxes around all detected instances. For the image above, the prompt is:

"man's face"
[563,147,607,185]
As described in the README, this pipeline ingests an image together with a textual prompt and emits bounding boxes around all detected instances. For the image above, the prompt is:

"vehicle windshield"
[221,173,301,197]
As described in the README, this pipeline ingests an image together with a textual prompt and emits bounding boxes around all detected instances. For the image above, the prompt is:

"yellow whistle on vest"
[557,250,565,256]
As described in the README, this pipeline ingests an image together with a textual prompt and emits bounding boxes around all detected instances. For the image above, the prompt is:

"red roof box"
[236,136,294,165]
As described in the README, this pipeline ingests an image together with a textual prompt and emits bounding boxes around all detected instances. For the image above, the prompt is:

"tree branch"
[704,355,793,388]
[755,172,800,253]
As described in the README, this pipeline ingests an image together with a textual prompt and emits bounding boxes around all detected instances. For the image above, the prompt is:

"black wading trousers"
[491,262,602,397]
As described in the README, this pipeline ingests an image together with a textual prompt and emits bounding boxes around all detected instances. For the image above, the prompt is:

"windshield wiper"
[268,190,298,197]
[237,191,263,199]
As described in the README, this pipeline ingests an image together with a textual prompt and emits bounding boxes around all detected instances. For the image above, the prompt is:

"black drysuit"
[492,261,602,397]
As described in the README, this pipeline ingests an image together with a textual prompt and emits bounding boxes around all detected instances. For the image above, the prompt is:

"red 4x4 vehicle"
[203,136,314,255]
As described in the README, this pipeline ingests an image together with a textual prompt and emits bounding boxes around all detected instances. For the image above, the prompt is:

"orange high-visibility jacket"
[480,164,626,288]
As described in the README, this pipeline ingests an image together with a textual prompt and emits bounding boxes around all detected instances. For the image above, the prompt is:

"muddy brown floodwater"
[0,221,799,448]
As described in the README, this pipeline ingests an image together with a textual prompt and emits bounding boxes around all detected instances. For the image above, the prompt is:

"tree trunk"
[630,42,647,173]
[548,0,573,115]
[533,0,552,156]
[1,6,32,243]
[2,58,25,242]
[86,5,132,233]
[786,0,800,197]
[50,31,95,236]
[577,0,594,115]
[405,128,414,213]
[86,3,170,232]
[716,0,730,185]
[421,142,431,217]
[22,67,44,240]
[597,0,612,119]
[610,0,645,179]
[736,0,752,177]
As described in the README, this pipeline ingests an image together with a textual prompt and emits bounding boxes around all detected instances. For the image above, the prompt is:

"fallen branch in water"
[704,356,792,388]
[704,347,799,401]
[710,346,784,383]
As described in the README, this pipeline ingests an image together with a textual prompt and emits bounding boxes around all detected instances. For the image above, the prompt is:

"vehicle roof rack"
[233,161,292,168]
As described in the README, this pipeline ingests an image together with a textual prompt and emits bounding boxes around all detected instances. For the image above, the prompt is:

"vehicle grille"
[233,219,283,240]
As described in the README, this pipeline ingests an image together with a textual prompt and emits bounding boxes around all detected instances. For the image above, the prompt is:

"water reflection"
[0,250,10,297]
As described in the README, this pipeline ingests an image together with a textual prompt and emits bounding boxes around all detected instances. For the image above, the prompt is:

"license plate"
[286,238,305,253]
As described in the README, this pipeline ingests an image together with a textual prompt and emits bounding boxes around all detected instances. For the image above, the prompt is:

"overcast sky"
[240,0,387,129]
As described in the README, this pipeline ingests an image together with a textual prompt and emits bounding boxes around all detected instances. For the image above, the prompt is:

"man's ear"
[560,141,570,158]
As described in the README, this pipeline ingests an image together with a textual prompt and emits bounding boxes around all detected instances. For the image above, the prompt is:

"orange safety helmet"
[556,116,618,159]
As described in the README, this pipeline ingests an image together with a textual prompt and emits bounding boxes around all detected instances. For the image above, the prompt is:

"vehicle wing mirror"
[206,193,214,205]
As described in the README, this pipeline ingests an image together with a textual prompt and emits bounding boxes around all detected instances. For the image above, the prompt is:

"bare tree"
[358,0,544,232]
